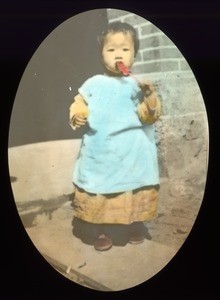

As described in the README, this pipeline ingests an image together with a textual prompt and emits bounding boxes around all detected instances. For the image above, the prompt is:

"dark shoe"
[129,234,145,244]
[129,222,146,244]
[94,234,113,251]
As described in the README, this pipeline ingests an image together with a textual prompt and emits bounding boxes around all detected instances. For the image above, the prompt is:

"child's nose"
[115,49,123,60]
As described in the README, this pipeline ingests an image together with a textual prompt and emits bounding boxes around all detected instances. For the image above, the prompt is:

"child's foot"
[129,222,146,244]
[129,234,145,244]
[94,234,113,251]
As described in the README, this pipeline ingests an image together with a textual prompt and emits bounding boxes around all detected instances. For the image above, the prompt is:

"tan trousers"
[72,185,159,225]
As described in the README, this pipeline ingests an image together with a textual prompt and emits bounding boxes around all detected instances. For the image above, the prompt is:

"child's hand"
[139,80,158,114]
[74,114,87,128]
[139,80,155,97]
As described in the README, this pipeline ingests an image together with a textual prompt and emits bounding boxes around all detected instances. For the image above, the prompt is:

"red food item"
[116,61,131,76]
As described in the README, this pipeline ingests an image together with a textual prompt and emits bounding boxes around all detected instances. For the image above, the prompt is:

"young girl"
[69,21,161,251]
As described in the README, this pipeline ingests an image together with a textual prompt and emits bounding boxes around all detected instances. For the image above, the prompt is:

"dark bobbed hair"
[98,21,140,57]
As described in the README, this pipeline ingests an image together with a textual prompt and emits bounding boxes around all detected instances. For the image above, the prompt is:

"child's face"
[102,31,135,74]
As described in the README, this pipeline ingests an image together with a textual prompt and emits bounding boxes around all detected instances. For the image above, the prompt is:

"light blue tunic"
[72,74,159,194]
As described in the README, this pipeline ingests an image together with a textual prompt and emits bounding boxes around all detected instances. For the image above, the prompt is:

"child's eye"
[123,48,130,51]
[107,48,115,52]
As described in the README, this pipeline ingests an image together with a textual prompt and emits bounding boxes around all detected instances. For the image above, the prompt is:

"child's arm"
[69,94,89,130]
[137,81,161,124]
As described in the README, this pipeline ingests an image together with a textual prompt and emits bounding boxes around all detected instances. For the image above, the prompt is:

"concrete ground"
[8,139,204,291]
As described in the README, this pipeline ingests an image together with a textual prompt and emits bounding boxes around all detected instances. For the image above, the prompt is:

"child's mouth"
[115,61,131,76]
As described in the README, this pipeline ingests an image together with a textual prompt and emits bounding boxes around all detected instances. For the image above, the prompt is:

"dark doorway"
[9,9,108,147]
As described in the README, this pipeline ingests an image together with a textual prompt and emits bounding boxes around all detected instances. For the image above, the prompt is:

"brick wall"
[107,9,208,199]
[107,9,191,75]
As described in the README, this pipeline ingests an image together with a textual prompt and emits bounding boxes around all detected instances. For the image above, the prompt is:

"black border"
[1,1,218,298]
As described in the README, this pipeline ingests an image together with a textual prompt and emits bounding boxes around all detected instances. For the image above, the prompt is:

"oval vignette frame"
[8,8,209,291]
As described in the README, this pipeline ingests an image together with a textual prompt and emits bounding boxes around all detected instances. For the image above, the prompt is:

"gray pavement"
[8,140,177,291]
